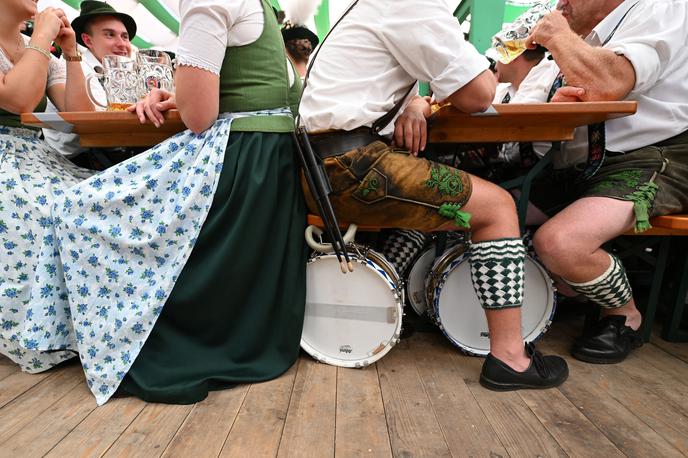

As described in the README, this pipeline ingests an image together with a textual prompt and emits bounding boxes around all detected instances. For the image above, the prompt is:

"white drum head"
[302,253,403,367]
[406,247,436,316]
[432,254,555,356]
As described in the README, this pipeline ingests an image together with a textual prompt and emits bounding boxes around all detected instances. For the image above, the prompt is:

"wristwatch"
[63,51,83,62]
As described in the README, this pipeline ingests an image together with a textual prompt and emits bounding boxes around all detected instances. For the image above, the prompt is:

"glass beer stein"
[136,49,175,96]
[86,55,140,111]
[491,1,554,64]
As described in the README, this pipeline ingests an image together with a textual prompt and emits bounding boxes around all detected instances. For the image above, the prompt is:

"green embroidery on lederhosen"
[590,170,643,194]
[424,165,464,197]
[359,177,379,197]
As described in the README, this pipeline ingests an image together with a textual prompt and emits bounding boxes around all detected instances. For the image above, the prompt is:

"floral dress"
[0,45,93,372]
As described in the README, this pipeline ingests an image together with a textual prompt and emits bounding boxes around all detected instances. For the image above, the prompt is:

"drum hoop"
[405,245,437,315]
[425,243,467,318]
[431,253,556,356]
[303,247,404,367]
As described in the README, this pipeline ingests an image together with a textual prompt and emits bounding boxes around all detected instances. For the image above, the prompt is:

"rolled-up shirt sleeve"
[605,1,686,97]
[176,0,230,75]
[380,0,489,101]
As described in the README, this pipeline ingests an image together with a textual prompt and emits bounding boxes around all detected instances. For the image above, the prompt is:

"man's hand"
[526,10,573,51]
[127,88,176,127]
[393,96,431,156]
[551,86,585,102]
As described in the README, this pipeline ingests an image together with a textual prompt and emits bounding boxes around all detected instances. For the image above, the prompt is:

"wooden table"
[21,110,186,147]
[22,101,637,148]
[428,101,637,143]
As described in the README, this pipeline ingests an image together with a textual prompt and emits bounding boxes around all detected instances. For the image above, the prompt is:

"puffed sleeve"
[176,0,231,75]
[379,0,489,102]
[47,54,66,88]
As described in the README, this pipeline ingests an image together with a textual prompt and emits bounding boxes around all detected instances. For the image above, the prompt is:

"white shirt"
[583,0,688,152]
[299,0,489,136]
[43,49,107,157]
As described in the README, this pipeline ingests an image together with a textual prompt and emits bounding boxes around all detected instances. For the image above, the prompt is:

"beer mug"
[136,49,174,96]
[491,1,553,64]
[86,55,140,111]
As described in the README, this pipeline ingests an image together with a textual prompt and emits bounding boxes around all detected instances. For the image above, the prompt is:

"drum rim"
[425,243,467,317]
[405,245,437,316]
[430,253,556,356]
[302,249,404,367]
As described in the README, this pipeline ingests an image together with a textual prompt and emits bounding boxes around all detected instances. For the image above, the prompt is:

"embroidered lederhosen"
[301,141,473,231]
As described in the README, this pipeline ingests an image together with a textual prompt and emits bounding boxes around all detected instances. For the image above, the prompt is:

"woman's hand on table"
[551,86,585,102]
[393,95,432,156]
[127,88,177,127]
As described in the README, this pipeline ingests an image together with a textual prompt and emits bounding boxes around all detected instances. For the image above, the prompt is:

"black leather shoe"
[571,315,643,364]
[480,343,569,391]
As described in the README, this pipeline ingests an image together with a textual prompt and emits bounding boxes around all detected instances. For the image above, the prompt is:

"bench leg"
[641,237,670,342]
[662,246,688,342]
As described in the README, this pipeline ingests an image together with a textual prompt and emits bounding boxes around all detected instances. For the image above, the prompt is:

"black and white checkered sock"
[469,238,526,310]
[563,253,633,309]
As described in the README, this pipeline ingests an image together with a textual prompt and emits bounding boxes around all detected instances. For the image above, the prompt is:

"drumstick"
[293,130,352,273]
[300,130,353,273]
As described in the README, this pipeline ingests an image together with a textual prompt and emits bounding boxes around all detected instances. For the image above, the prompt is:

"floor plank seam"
[412,351,455,455]
[333,366,339,458]
[600,378,688,456]
[0,371,56,411]
[155,401,198,457]
[373,362,394,457]
[98,398,149,458]
[214,384,251,457]
[444,345,513,457]
[274,359,302,457]
[38,382,99,457]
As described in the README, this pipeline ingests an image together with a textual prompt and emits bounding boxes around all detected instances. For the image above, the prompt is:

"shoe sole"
[571,342,643,365]
[479,369,569,391]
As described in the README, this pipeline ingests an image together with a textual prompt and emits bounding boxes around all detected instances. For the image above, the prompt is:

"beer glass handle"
[85,73,108,109]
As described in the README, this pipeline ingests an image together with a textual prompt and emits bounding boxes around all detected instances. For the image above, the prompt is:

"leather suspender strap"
[296,0,416,134]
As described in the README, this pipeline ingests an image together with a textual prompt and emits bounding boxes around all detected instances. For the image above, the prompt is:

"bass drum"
[301,247,404,368]
[405,234,468,317]
[427,248,556,356]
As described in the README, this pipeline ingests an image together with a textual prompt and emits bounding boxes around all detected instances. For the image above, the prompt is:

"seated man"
[43,0,136,159]
[493,46,547,104]
[526,0,688,362]
[300,0,568,390]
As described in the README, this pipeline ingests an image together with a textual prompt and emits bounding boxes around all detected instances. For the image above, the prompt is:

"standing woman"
[0,1,93,371]
[40,0,307,404]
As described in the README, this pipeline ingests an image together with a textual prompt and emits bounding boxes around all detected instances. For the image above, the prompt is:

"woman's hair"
[285,38,313,63]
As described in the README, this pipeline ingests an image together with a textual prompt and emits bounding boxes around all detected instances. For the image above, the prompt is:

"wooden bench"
[620,214,688,342]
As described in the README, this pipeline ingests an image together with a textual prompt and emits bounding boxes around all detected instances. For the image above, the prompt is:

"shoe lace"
[526,342,550,378]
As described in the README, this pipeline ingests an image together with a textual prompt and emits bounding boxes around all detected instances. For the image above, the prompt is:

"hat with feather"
[280,0,321,49]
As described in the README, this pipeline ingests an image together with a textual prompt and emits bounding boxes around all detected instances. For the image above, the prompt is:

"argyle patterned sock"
[563,253,633,309]
[469,238,526,309]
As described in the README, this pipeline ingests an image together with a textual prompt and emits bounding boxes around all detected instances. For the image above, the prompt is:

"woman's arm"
[175,66,219,134]
[47,15,93,111]
[0,9,63,114]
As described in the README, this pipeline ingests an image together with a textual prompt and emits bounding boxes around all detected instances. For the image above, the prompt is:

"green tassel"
[625,182,658,233]
[439,203,472,229]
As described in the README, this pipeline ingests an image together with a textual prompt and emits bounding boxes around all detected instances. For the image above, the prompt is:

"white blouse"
[176,0,265,75]
[0,35,65,90]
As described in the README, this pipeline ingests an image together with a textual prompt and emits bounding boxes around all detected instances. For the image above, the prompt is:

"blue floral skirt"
[0,126,93,372]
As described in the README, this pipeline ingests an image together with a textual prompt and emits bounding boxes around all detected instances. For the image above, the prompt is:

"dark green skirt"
[120,131,307,404]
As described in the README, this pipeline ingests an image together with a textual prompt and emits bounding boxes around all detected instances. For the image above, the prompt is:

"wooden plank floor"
[1,317,687,458]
